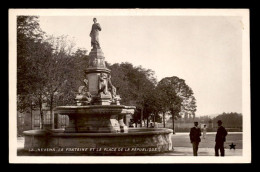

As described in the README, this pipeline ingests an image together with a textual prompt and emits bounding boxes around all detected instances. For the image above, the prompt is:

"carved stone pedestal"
[92,94,112,105]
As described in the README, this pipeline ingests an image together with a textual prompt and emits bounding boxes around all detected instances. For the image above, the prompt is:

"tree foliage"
[17,16,86,128]
[213,112,242,129]
[17,16,48,113]
[108,63,157,125]
[158,76,197,117]
[156,76,196,131]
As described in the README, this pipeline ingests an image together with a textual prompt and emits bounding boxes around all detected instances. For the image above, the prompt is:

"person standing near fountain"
[90,18,102,49]
[215,120,228,156]
[202,124,207,139]
[190,121,201,156]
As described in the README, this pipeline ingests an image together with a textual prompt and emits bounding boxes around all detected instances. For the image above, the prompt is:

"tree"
[55,48,89,106]
[213,112,242,129]
[17,16,44,41]
[133,66,156,127]
[17,16,81,128]
[156,80,181,131]
[17,16,44,104]
[38,35,77,128]
[17,16,51,128]
[156,76,196,133]
[108,63,157,127]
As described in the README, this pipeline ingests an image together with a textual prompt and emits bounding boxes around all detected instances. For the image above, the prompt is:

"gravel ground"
[172,132,242,149]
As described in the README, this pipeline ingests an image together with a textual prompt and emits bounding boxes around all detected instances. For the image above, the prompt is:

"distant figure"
[202,124,207,139]
[89,18,102,49]
[215,120,228,156]
[189,122,201,156]
[129,121,134,128]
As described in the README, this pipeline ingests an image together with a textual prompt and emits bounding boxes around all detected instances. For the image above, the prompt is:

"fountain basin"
[23,105,174,155]
[55,105,135,133]
[23,128,173,155]
[55,105,135,115]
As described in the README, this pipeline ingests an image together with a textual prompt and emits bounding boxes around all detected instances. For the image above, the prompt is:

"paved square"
[17,132,242,156]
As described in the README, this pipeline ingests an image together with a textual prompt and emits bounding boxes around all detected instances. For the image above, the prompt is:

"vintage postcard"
[9,9,250,163]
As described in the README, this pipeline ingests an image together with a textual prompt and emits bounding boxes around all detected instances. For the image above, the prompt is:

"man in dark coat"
[215,120,228,156]
[189,122,201,156]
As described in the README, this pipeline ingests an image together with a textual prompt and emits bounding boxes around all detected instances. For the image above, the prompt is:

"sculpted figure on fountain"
[75,79,92,106]
[98,73,109,95]
[108,75,121,105]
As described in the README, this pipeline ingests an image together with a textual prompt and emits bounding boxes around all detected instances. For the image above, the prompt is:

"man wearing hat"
[215,120,228,156]
[189,121,201,156]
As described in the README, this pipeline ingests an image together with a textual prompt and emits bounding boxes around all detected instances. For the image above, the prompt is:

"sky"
[39,16,242,116]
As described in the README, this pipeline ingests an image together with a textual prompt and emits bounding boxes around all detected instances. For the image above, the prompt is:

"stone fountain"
[23,18,173,155]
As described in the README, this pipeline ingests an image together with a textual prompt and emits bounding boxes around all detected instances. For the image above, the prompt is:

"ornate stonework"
[83,47,121,105]
[75,79,92,105]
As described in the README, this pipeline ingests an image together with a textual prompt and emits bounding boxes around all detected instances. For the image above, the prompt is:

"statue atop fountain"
[59,17,127,133]
[85,18,121,106]
[90,18,101,49]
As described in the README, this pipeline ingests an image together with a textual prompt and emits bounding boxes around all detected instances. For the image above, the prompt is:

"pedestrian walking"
[202,124,207,139]
[215,120,228,156]
[189,122,201,156]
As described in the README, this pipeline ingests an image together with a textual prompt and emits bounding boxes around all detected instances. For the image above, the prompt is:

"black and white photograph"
[9,9,250,163]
